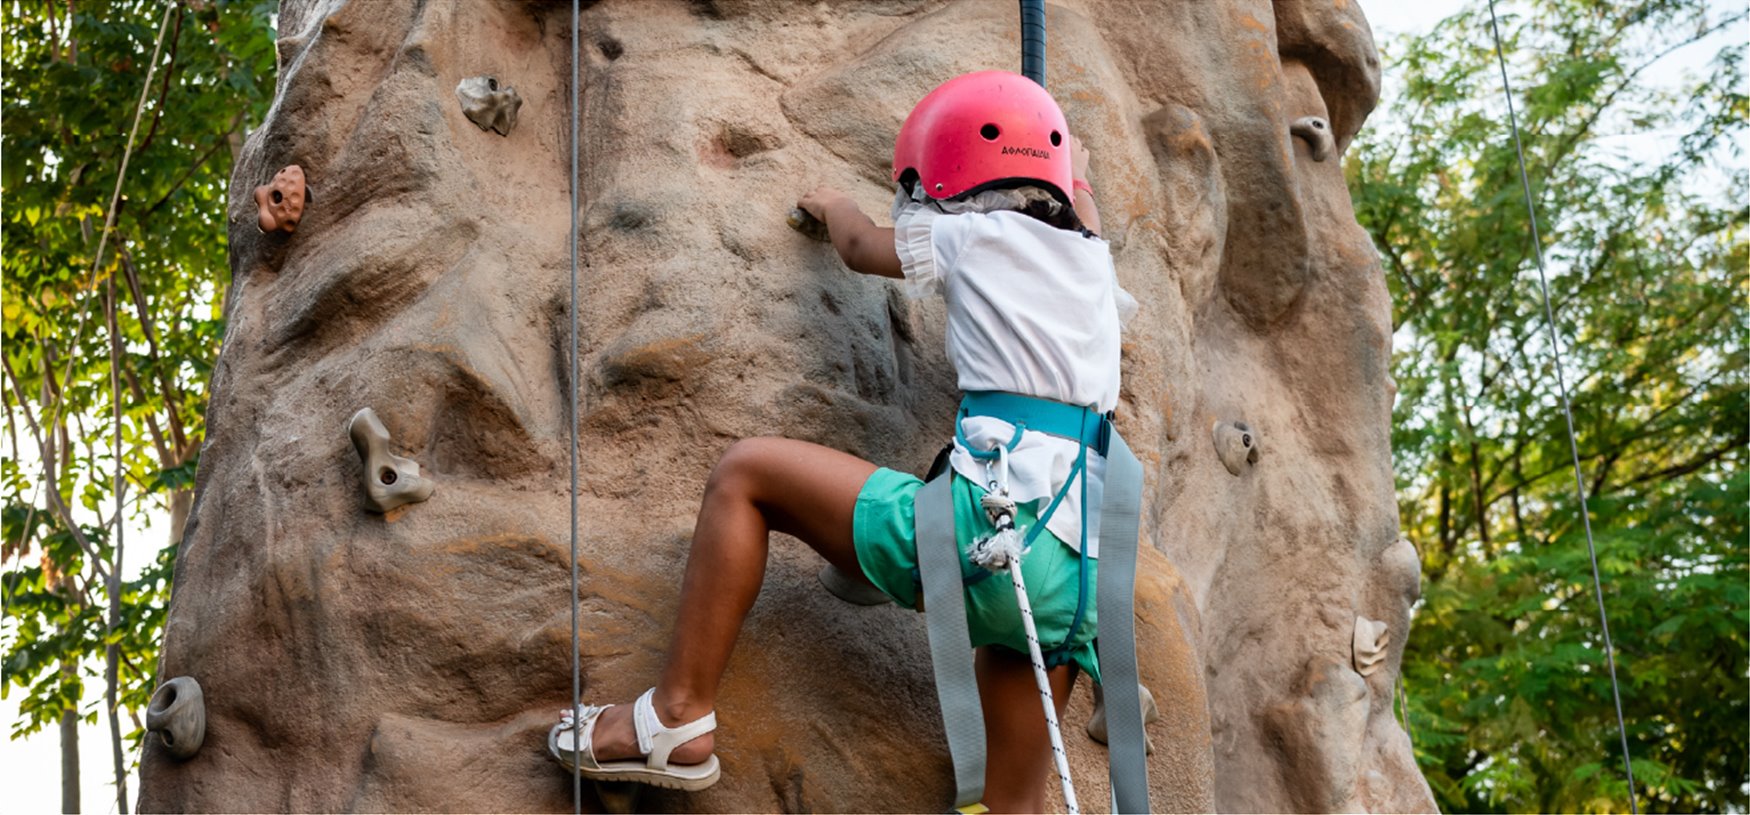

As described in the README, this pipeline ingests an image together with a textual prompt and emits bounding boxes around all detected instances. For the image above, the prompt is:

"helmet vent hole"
[979,123,1000,141]
[1050,130,1062,147]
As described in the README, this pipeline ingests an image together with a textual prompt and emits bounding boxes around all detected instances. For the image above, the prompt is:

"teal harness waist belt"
[959,391,1111,456]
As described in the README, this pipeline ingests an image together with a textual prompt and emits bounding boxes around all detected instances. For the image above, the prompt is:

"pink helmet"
[892,70,1073,203]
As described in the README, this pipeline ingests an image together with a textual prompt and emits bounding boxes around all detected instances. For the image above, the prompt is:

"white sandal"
[547,688,721,791]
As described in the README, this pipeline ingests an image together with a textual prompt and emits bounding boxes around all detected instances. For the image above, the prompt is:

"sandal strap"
[554,704,609,770]
[632,688,718,769]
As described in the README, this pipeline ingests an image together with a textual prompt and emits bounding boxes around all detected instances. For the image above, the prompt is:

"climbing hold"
[593,780,642,814]
[1351,616,1389,677]
[146,676,206,760]
[1086,681,1160,754]
[1290,116,1334,162]
[455,76,522,137]
[1212,420,1261,476]
[786,207,831,242]
[817,563,891,606]
[348,407,435,514]
[254,165,309,233]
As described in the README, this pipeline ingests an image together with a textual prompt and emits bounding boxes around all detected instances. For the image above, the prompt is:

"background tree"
[1350,0,1746,811]
[2,1,275,811]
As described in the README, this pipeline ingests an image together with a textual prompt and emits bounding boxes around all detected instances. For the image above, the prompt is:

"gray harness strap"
[1096,431,1150,813]
[914,473,987,808]
[915,427,1152,813]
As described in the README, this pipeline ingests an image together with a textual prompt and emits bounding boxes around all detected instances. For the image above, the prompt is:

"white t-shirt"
[893,199,1135,556]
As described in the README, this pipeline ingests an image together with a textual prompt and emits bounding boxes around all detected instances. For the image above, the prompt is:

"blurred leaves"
[1,0,276,758]
[1350,0,1746,811]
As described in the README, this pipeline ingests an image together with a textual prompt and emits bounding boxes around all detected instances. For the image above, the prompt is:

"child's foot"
[583,699,715,765]
[548,688,722,791]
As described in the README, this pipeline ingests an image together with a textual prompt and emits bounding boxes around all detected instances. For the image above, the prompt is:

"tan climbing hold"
[786,207,831,242]
[1212,420,1261,476]
[254,165,309,233]
[818,563,891,605]
[146,676,206,760]
[348,407,435,514]
[1291,116,1334,162]
[594,780,642,814]
[455,75,522,137]
[1086,681,1161,753]
[1352,616,1389,677]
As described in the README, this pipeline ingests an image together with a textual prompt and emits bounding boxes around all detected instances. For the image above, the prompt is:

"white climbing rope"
[566,1,583,814]
[969,448,1079,814]
[1484,3,1637,812]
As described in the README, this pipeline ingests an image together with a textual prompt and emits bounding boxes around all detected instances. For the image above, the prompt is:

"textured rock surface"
[139,0,1433,811]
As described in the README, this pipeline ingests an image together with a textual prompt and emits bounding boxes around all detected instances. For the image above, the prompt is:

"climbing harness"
[916,392,1150,813]
[1485,2,1637,811]
[965,445,1079,813]
[566,1,584,813]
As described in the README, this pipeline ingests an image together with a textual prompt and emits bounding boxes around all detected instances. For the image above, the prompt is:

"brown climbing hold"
[348,407,435,514]
[1291,116,1334,162]
[1212,420,1262,476]
[254,165,309,233]
[146,676,206,760]
[455,76,522,137]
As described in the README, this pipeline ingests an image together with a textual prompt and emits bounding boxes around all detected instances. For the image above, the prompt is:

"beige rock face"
[138,0,1433,811]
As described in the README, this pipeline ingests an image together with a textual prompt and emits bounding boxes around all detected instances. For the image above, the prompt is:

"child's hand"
[798,186,853,221]
[1069,134,1091,182]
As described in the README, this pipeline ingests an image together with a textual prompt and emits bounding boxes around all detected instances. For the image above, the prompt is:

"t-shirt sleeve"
[1113,263,1140,328]
[893,203,963,299]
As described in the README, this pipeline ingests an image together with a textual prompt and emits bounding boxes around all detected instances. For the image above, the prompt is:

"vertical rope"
[1018,0,1046,86]
[1004,558,1077,814]
[1484,4,1637,810]
[107,256,129,815]
[567,1,583,813]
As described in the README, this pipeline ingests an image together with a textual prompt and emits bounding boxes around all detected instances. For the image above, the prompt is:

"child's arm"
[1070,135,1102,236]
[798,186,902,279]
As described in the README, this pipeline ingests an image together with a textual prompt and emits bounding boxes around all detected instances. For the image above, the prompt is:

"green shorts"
[852,467,1101,683]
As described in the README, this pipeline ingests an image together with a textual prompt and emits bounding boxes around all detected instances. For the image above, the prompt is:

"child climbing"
[549,70,1140,814]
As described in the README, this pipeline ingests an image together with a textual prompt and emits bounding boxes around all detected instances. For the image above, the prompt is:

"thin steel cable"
[568,2,583,814]
[38,1,173,527]
[1484,3,1637,810]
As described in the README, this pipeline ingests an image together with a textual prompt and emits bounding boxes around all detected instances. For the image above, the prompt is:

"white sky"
[2,0,1741,811]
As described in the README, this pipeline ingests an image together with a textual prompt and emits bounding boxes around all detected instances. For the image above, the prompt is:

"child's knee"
[704,437,781,500]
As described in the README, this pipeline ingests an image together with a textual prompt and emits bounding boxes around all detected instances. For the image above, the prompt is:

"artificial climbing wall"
[137,0,1437,811]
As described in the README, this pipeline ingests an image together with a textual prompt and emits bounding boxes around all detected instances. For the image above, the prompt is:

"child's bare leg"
[584,437,881,764]
[977,646,1077,814]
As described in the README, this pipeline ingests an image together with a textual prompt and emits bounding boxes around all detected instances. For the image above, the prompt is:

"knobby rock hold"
[1291,116,1334,162]
[348,407,435,514]
[254,164,308,233]
[456,75,522,137]
[1213,419,1262,476]
[146,676,206,760]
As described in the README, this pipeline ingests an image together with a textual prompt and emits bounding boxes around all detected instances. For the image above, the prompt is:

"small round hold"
[146,676,207,760]
[1290,116,1335,162]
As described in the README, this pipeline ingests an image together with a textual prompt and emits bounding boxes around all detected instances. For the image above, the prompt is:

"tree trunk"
[59,665,80,814]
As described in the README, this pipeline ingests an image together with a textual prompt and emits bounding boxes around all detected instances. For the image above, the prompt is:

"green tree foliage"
[1350,0,1747,811]
[1,0,275,796]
